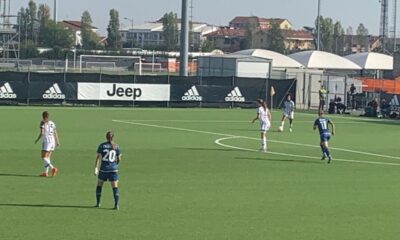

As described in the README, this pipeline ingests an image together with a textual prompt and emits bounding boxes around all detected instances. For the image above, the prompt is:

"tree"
[81,11,100,49]
[332,21,344,54]
[37,4,51,45]
[266,22,285,53]
[356,23,369,36]
[162,12,179,51]
[346,26,353,35]
[37,4,51,28]
[40,21,74,48]
[17,7,29,45]
[200,39,215,52]
[243,17,259,49]
[27,0,38,43]
[107,9,122,50]
[315,16,334,52]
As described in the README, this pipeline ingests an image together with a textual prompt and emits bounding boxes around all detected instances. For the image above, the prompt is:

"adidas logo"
[0,82,17,99]
[43,83,66,99]
[182,86,202,101]
[225,86,245,102]
[389,95,399,106]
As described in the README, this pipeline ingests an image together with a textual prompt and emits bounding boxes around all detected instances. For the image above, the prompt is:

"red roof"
[205,28,247,38]
[229,16,287,27]
[281,30,313,40]
[61,20,97,31]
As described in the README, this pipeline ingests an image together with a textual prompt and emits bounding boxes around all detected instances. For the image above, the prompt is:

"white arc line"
[112,120,400,161]
[214,136,400,166]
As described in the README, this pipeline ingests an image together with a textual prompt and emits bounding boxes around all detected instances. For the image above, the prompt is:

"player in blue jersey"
[94,131,122,210]
[313,111,335,164]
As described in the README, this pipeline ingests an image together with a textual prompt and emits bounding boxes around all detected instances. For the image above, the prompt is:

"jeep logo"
[107,84,142,99]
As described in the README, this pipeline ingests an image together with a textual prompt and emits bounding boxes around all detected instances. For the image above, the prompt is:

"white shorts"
[42,141,55,152]
[283,112,294,119]
[260,121,270,133]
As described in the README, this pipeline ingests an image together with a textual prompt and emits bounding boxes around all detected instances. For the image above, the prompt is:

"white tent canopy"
[233,49,304,69]
[288,50,362,70]
[344,52,393,70]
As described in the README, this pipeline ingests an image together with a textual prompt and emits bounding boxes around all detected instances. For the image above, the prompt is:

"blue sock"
[112,188,119,207]
[325,148,331,157]
[96,186,102,206]
[320,145,326,156]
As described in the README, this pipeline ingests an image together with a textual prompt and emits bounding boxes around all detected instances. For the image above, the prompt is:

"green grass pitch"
[0,106,399,240]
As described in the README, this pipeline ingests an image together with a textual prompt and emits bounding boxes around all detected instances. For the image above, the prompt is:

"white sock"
[262,137,267,150]
[43,158,54,173]
[281,121,285,127]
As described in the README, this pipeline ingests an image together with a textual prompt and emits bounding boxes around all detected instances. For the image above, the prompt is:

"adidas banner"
[77,83,170,101]
[171,84,265,103]
[0,81,28,100]
[27,82,77,100]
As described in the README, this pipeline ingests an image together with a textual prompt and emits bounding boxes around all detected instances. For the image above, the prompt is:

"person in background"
[319,86,328,111]
[349,83,356,109]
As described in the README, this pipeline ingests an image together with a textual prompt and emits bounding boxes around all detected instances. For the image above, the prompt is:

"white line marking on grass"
[113,119,365,124]
[214,137,400,166]
[112,120,400,161]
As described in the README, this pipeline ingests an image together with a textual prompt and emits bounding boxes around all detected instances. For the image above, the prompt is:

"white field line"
[113,119,365,124]
[215,137,400,166]
[112,120,400,162]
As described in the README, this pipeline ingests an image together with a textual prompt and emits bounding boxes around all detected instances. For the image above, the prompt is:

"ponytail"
[257,99,267,111]
[106,131,116,150]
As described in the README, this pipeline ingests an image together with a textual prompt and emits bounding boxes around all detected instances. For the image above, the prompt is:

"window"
[224,38,231,45]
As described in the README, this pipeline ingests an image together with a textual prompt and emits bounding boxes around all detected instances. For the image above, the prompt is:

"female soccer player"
[313,111,335,164]
[279,94,295,132]
[252,99,272,152]
[34,111,59,177]
[94,131,122,210]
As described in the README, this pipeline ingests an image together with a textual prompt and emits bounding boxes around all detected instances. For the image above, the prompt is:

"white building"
[120,21,218,49]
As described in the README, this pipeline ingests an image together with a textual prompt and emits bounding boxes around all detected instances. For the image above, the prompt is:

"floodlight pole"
[180,0,189,76]
[53,0,58,22]
[316,0,321,51]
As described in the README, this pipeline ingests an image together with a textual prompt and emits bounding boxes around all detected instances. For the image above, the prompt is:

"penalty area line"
[112,119,400,162]
[214,137,400,167]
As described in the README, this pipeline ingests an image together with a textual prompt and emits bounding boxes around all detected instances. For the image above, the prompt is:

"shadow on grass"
[0,203,114,210]
[236,157,323,165]
[0,173,39,178]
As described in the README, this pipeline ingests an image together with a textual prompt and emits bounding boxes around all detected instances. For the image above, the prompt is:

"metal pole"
[317,0,321,51]
[394,0,398,52]
[53,0,58,22]
[180,0,189,76]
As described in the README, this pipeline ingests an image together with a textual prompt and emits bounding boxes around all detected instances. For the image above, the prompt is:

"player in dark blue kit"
[313,111,335,164]
[94,131,122,210]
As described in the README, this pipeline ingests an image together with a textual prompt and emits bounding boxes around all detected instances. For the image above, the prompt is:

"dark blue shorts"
[320,132,331,142]
[98,171,119,182]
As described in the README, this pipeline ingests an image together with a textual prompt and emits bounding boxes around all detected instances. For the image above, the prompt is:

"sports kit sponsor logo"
[43,83,66,99]
[0,82,17,99]
[225,86,245,102]
[182,86,202,101]
[78,83,170,101]
[106,83,142,99]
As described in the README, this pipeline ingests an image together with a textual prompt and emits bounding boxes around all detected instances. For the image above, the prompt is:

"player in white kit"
[252,99,272,152]
[279,94,295,132]
[34,111,60,177]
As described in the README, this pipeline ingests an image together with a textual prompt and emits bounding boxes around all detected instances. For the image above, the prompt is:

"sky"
[10,0,385,35]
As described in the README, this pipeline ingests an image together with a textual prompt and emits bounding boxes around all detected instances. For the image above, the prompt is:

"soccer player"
[94,131,122,210]
[34,111,59,177]
[252,99,272,152]
[279,94,295,132]
[313,111,335,164]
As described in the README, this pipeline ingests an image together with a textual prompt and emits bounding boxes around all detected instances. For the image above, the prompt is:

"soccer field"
[0,107,399,240]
